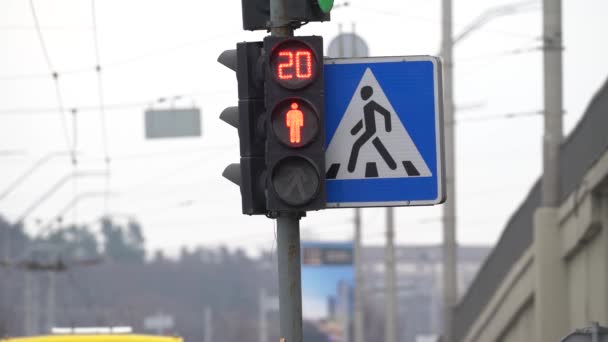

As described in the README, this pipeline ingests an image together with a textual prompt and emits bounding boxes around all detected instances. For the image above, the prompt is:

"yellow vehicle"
[1,328,183,342]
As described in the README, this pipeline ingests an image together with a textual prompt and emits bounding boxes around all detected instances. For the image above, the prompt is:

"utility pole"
[385,208,396,342]
[24,271,40,335]
[1,151,73,321]
[12,244,101,336]
[533,1,567,341]
[354,209,364,342]
[71,109,79,226]
[441,0,458,340]
[436,2,540,340]
[350,22,365,342]
[339,281,350,342]
[338,23,344,59]
[24,271,32,335]
[542,0,563,205]
[204,306,213,342]
[2,224,11,325]
[46,271,56,333]
[259,289,268,342]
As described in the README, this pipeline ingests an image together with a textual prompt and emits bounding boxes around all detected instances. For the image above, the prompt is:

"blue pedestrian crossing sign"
[324,56,446,208]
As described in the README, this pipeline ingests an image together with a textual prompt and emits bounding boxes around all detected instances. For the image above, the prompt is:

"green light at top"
[317,0,333,13]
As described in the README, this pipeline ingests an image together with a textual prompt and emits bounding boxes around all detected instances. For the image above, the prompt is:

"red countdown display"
[270,40,319,89]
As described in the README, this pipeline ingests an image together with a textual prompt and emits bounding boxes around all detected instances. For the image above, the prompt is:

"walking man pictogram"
[348,85,397,172]
[286,102,304,144]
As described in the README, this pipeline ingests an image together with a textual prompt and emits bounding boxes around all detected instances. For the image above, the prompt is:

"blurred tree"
[127,220,146,261]
[42,224,99,259]
[0,215,28,259]
[153,249,167,264]
[101,217,145,263]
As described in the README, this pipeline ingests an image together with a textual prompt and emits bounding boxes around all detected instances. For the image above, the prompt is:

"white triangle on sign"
[326,68,432,180]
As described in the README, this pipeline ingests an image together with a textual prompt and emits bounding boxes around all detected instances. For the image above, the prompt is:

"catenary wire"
[90,0,112,215]
[28,0,74,160]
[0,31,241,81]
[0,90,230,115]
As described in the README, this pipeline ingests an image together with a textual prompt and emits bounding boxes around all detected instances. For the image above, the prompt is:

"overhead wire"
[0,101,545,125]
[78,145,236,162]
[452,110,544,124]
[455,40,542,79]
[0,25,93,31]
[345,3,539,41]
[456,45,541,63]
[90,0,112,215]
[0,90,231,115]
[28,0,74,162]
[71,109,79,226]
[0,30,241,82]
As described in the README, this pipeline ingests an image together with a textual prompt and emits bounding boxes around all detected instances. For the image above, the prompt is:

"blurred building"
[452,78,608,341]
[362,245,490,342]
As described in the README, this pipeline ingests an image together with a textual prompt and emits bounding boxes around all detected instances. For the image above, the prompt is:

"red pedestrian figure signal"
[286,102,304,144]
[271,99,319,148]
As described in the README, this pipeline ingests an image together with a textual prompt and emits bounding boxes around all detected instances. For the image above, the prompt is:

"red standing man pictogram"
[286,102,304,144]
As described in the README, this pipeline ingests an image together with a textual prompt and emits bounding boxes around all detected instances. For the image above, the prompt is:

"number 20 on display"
[277,50,313,80]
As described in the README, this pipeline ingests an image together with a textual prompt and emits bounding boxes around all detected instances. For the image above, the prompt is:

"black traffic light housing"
[263,35,326,213]
[241,0,330,31]
[218,42,268,215]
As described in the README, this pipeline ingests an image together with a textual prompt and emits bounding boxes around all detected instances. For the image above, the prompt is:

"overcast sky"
[0,0,607,256]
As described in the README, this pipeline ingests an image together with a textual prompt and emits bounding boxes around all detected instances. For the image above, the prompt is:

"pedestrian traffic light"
[241,0,332,31]
[264,36,326,213]
[218,41,267,215]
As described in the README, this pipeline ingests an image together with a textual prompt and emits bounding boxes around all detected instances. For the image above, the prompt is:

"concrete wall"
[453,77,608,342]
[455,149,608,342]
[560,157,608,329]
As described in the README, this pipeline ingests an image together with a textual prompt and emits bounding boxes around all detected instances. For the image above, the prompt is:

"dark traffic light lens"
[271,98,319,148]
[269,39,319,89]
[271,156,320,206]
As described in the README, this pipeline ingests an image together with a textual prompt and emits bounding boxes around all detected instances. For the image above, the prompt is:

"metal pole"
[354,209,364,342]
[385,208,396,342]
[351,23,357,57]
[338,23,344,58]
[204,306,213,342]
[24,272,32,335]
[31,275,40,335]
[441,0,458,339]
[71,109,79,226]
[24,272,39,335]
[270,0,293,37]
[2,224,11,323]
[339,281,350,342]
[259,288,268,342]
[542,0,563,206]
[270,3,301,342]
[276,214,303,342]
[46,271,56,333]
[348,21,365,342]
[592,322,599,342]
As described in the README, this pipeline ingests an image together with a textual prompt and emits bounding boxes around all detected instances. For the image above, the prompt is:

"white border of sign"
[324,55,446,208]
